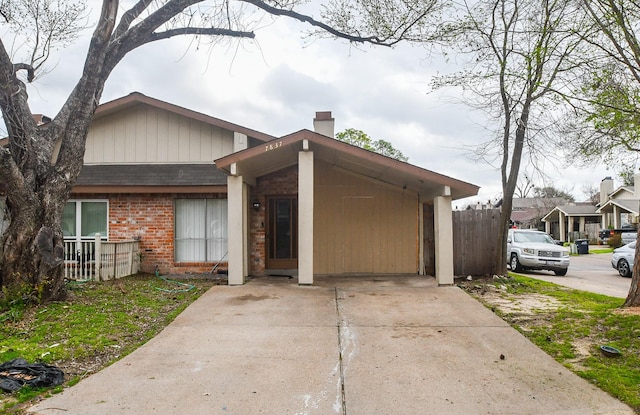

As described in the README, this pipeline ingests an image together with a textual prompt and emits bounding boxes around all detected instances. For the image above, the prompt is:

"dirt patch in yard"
[458,277,562,314]
[457,276,640,378]
[613,307,640,316]
[456,276,594,364]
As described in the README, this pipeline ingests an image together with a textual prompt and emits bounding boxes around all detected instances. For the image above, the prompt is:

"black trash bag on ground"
[0,358,65,392]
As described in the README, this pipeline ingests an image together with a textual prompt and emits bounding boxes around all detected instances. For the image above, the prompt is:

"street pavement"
[28,275,634,415]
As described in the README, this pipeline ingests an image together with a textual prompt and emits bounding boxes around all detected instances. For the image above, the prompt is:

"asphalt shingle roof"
[75,164,226,187]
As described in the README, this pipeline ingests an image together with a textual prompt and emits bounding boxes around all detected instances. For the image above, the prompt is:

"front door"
[266,196,298,269]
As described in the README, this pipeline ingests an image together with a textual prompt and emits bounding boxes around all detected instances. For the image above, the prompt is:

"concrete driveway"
[29,276,634,415]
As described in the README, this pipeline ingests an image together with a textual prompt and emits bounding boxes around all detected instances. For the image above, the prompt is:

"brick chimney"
[600,176,614,206]
[313,111,334,138]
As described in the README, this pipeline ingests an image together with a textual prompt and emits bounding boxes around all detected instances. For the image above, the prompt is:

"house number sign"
[265,141,283,152]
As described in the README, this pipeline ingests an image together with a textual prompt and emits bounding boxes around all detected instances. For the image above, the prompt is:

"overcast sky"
[23,6,616,207]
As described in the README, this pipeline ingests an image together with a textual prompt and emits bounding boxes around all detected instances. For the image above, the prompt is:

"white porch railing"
[64,234,140,281]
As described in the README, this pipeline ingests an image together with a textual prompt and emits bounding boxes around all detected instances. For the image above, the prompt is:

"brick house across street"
[1,93,480,285]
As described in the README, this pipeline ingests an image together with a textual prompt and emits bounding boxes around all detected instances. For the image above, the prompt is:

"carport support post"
[419,202,425,276]
[567,215,574,241]
[434,190,454,286]
[298,144,314,285]
[228,174,247,285]
[613,205,621,229]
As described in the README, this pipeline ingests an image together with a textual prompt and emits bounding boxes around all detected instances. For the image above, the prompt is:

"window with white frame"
[175,198,227,262]
[63,200,108,240]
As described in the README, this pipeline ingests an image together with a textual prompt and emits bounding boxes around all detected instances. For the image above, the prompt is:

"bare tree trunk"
[498,106,530,276]
[0,197,67,301]
[0,107,103,301]
[623,229,640,307]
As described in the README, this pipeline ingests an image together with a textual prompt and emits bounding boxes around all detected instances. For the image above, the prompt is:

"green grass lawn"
[590,248,614,254]
[2,272,639,413]
[463,274,640,413]
[0,274,218,414]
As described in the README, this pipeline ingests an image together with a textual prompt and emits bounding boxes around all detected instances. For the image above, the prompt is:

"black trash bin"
[575,239,589,255]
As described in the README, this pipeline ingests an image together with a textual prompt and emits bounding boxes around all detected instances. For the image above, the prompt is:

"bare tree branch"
[12,62,34,82]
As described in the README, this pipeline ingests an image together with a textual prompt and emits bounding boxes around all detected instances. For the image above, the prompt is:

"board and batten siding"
[84,105,234,164]
[314,160,419,275]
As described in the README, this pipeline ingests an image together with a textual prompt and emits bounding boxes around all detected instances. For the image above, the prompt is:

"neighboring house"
[1,92,480,285]
[596,176,640,229]
[542,176,640,242]
[541,203,601,242]
[509,197,569,230]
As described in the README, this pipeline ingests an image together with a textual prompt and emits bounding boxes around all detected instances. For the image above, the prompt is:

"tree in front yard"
[565,0,640,306]
[0,0,444,302]
[431,0,587,275]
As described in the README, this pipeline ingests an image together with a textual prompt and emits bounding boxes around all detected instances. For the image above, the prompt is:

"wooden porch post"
[298,142,314,285]
[434,188,454,286]
[228,173,247,285]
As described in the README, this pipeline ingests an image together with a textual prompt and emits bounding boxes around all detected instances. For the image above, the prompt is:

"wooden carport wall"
[217,113,478,286]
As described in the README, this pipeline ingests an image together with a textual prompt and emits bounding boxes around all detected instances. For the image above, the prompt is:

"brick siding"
[73,164,299,277]
[71,193,226,275]
[249,165,299,275]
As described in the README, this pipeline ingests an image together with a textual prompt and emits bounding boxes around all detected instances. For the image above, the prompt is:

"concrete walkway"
[29,276,634,415]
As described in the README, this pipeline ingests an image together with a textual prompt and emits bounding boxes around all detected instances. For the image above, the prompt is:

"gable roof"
[215,129,479,200]
[542,204,600,222]
[95,92,277,143]
[597,199,640,215]
[609,185,635,199]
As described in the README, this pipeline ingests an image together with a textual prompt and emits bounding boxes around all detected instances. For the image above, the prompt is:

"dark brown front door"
[266,196,298,269]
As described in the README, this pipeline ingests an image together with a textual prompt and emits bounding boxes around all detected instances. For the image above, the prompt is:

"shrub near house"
[599,227,637,247]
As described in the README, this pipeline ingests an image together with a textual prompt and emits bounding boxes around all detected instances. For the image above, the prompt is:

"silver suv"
[507,229,570,276]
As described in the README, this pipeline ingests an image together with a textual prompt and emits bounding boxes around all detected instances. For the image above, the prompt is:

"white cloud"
[21,8,614,205]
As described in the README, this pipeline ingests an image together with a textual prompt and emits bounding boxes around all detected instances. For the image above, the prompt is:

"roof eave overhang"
[541,208,559,222]
[215,130,480,201]
[597,199,639,215]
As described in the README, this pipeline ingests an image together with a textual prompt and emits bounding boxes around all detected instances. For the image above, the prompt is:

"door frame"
[265,195,298,269]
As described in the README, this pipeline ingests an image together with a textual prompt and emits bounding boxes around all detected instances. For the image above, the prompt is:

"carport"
[215,112,479,286]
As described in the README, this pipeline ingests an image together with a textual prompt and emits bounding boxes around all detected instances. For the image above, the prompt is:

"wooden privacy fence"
[452,208,501,276]
[64,234,140,281]
[424,206,501,277]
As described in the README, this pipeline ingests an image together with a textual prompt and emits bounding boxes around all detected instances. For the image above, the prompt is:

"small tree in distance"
[336,128,409,162]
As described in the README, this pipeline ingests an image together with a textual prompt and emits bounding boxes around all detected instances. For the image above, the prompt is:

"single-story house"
[596,177,640,229]
[541,204,601,242]
[3,93,480,285]
[542,176,640,242]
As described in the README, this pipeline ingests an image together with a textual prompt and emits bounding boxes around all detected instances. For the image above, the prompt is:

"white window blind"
[175,199,227,262]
